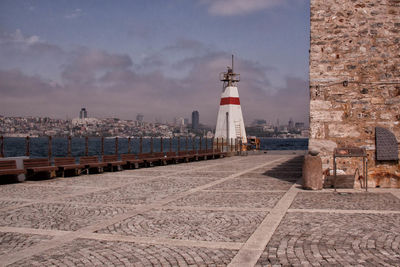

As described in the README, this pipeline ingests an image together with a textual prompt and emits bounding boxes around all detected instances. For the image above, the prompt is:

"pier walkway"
[0,152,399,266]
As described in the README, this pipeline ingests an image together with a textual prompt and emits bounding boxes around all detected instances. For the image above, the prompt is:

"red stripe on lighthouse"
[220,97,240,105]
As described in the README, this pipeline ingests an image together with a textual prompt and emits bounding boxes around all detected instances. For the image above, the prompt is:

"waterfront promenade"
[0,152,399,266]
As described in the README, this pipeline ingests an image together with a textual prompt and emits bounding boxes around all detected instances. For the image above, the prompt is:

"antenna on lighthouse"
[219,54,240,88]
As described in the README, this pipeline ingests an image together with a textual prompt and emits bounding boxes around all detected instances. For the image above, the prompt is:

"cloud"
[0,36,308,125]
[200,0,283,16]
[0,29,40,45]
[65,8,82,19]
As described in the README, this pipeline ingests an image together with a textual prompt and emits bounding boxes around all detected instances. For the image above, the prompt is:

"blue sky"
[0,0,310,125]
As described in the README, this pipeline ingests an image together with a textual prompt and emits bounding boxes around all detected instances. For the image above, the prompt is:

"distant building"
[184,118,189,125]
[288,118,294,130]
[192,111,199,130]
[295,122,305,130]
[79,108,87,119]
[136,113,144,122]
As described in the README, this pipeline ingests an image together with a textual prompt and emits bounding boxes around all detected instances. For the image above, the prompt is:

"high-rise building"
[136,113,144,122]
[79,108,87,119]
[192,111,199,130]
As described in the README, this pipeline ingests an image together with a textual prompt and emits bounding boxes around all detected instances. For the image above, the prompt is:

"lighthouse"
[215,55,247,146]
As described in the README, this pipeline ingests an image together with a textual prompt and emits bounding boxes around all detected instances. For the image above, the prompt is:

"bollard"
[150,137,153,153]
[26,136,30,157]
[48,136,52,161]
[128,137,131,154]
[115,137,118,155]
[101,137,104,156]
[160,137,163,153]
[68,136,72,157]
[85,136,89,156]
[139,136,143,154]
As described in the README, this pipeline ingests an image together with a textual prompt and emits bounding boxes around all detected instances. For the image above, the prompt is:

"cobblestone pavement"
[0,152,399,266]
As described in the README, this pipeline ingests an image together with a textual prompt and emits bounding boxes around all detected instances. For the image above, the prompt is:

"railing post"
[240,139,242,155]
[185,136,188,151]
[216,138,219,152]
[101,137,104,156]
[235,138,238,153]
[128,137,131,154]
[178,137,181,153]
[169,137,172,152]
[212,137,214,152]
[139,136,143,154]
[68,136,72,157]
[150,137,154,153]
[48,136,52,161]
[160,137,163,153]
[0,136,3,157]
[222,137,224,152]
[199,136,202,151]
[115,137,118,155]
[85,136,88,156]
[192,137,195,151]
[205,137,208,151]
[26,136,30,157]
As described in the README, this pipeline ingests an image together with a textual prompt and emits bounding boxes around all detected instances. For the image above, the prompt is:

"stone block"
[328,124,361,138]
[310,110,343,122]
[302,154,323,190]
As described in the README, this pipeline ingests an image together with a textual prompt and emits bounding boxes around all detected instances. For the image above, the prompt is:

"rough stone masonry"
[309,0,400,187]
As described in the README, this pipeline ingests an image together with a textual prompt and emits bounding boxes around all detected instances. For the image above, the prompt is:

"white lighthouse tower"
[215,55,247,146]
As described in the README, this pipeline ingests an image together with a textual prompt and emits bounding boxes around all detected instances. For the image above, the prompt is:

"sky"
[0,0,310,126]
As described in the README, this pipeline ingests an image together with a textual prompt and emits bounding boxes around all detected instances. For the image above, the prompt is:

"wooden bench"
[54,157,85,177]
[138,152,164,167]
[23,158,57,179]
[164,152,178,164]
[102,155,126,171]
[0,160,25,177]
[79,156,107,174]
[176,151,196,162]
[197,149,215,160]
[121,154,144,169]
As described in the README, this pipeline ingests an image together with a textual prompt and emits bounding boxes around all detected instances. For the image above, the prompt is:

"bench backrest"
[79,156,100,164]
[166,152,176,157]
[23,158,51,168]
[0,160,17,170]
[137,153,152,159]
[152,152,165,157]
[121,154,137,161]
[54,157,76,166]
[102,155,118,162]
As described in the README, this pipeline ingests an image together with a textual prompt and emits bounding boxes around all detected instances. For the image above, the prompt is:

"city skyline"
[0,0,310,125]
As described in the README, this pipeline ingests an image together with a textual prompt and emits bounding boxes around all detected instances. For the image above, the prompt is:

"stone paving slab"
[0,185,91,200]
[0,232,52,257]
[0,200,29,211]
[291,192,400,210]
[66,177,221,205]
[0,203,130,231]
[167,171,235,178]
[238,172,299,181]
[97,209,267,242]
[168,191,284,209]
[9,238,238,267]
[256,212,400,266]
[32,174,146,188]
[209,178,295,191]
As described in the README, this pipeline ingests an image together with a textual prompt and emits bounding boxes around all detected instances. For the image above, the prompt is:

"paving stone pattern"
[291,192,400,211]
[10,238,238,267]
[0,153,399,266]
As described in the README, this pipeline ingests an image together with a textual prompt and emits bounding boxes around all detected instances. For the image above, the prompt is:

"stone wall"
[309,0,400,187]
